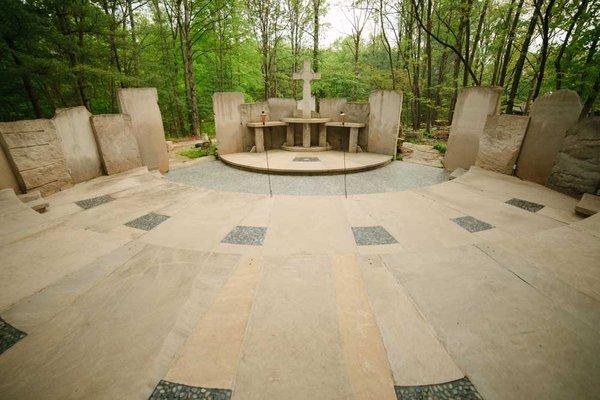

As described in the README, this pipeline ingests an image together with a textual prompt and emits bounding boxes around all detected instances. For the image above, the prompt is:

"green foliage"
[433,143,447,154]
[179,144,217,159]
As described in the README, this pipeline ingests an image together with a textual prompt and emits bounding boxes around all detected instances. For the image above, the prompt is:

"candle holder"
[260,110,268,125]
[340,111,346,126]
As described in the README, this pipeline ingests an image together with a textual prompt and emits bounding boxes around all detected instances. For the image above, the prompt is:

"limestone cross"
[293,59,321,118]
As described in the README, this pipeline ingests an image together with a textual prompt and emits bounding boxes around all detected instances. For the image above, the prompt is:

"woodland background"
[1,0,598,138]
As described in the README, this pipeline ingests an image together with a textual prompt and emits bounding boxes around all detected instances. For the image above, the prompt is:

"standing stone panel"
[475,114,530,175]
[0,146,20,193]
[516,89,583,184]
[443,86,502,172]
[117,87,169,173]
[547,117,600,197]
[213,92,245,155]
[53,106,103,183]
[368,91,402,157]
[91,114,143,175]
[0,119,72,196]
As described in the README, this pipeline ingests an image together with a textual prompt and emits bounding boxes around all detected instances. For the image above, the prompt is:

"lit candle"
[340,111,346,126]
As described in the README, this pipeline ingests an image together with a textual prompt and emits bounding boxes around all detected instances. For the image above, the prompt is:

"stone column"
[319,124,327,147]
[255,127,265,153]
[349,127,359,153]
[286,125,294,147]
[302,123,311,148]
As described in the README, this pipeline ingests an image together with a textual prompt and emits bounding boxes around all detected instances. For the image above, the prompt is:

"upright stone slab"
[240,102,269,152]
[547,117,600,197]
[53,107,103,183]
[0,119,72,196]
[368,90,402,157]
[213,92,244,155]
[0,146,20,193]
[267,98,296,120]
[516,89,583,184]
[443,86,502,172]
[117,87,169,173]
[475,114,530,175]
[91,114,143,175]
[319,98,348,120]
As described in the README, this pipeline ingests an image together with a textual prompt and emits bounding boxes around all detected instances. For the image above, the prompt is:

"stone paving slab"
[352,226,398,245]
[75,194,115,209]
[0,316,26,355]
[505,198,545,213]
[149,380,231,400]
[451,216,494,233]
[221,226,267,246]
[125,212,170,231]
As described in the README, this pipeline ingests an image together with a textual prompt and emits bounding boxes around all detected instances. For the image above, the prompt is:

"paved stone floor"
[0,165,598,400]
[166,159,449,195]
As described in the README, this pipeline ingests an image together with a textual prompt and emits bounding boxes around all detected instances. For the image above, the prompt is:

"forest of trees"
[1,0,598,137]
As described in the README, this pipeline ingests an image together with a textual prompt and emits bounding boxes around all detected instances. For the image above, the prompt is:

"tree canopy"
[1,0,598,137]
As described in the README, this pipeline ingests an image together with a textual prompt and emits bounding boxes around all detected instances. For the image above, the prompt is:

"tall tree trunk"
[181,0,200,135]
[425,0,433,132]
[498,0,524,87]
[555,0,588,89]
[461,0,473,86]
[449,4,465,121]
[4,37,43,118]
[532,0,557,100]
[379,0,396,89]
[126,0,139,75]
[312,0,321,72]
[491,0,516,85]
[506,8,537,114]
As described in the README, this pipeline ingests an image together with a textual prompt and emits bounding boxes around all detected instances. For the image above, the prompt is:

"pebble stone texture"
[149,380,232,400]
[75,194,115,209]
[124,212,170,231]
[505,198,545,213]
[167,160,448,196]
[352,226,398,245]
[221,225,267,246]
[395,377,483,400]
[0,316,27,355]
[451,216,494,233]
[293,156,320,162]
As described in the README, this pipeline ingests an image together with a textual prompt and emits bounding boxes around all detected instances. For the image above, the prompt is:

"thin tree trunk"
[498,0,524,87]
[555,0,588,89]
[491,0,516,85]
[532,0,557,100]
[312,0,321,72]
[425,0,433,132]
[181,0,200,135]
[506,8,537,114]
[4,37,43,118]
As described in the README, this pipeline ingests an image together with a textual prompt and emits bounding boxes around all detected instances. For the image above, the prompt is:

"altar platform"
[220,149,392,175]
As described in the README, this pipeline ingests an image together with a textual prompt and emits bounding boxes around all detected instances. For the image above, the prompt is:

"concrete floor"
[0,165,599,400]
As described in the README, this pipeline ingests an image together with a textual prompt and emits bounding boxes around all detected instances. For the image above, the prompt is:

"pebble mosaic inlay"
[451,216,494,233]
[352,226,398,245]
[395,377,483,400]
[221,226,267,246]
[0,316,27,355]
[505,198,545,213]
[125,212,170,231]
[149,380,232,400]
[75,194,114,209]
[293,156,320,162]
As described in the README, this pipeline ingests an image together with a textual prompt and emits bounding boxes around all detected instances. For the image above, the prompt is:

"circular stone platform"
[220,149,392,175]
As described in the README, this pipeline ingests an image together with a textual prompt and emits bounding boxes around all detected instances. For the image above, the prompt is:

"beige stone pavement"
[0,166,599,399]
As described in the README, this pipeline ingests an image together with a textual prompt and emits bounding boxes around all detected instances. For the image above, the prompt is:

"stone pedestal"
[286,125,294,147]
[255,127,265,153]
[302,124,311,148]
[349,128,359,153]
[319,125,327,147]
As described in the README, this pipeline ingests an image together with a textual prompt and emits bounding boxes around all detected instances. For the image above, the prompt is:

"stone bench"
[324,122,366,153]
[246,121,288,153]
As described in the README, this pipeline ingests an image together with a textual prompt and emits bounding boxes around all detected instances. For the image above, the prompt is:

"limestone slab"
[241,102,270,152]
[516,89,582,184]
[91,114,143,175]
[117,87,169,173]
[0,119,72,195]
[368,90,403,157]
[213,92,245,155]
[443,86,502,172]
[53,107,103,183]
[547,117,600,196]
[475,114,530,175]
[0,146,20,193]
[267,98,296,120]
[575,193,600,216]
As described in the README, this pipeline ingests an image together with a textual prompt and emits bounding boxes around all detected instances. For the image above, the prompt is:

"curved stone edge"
[395,377,482,400]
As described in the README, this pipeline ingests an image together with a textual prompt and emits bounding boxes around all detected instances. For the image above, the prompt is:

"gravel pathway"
[165,159,448,196]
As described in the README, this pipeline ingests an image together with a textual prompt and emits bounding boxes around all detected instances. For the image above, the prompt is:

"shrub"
[433,143,447,154]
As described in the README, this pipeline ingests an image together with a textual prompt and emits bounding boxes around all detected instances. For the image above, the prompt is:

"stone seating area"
[0,165,598,399]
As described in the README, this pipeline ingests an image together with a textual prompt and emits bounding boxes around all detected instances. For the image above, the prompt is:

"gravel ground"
[165,159,449,196]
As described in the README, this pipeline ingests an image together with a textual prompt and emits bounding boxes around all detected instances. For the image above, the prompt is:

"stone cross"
[293,59,320,118]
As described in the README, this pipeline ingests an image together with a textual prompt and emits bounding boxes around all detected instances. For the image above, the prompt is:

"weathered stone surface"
[575,193,600,216]
[0,146,20,193]
[443,86,502,172]
[117,87,169,173]
[0,119,72,196]
[267,98,296,120]
[547,117,599,197]
[91,114,143,175]
[240,102,272,151]
[213,92,245,155]
[449,167,466,180]
[516,89,583,184]
[319,98,347,120]
[368,90,402,157]
[347,102,370,150]
[53,107,103,183]
[475,114,530,175]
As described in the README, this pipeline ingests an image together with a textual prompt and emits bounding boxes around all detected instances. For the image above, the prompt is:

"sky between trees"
[1,0,598,137]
